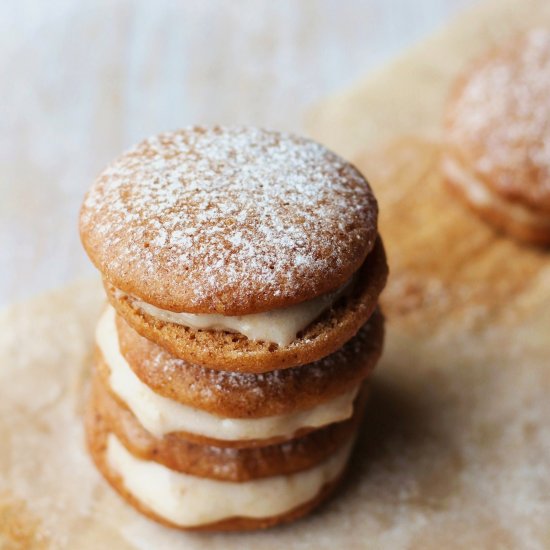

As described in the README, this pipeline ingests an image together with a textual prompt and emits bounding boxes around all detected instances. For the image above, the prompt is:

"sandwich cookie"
[103,239,386,373]
[443,29,550,244]
[89,432,352,532]
[86,372,366,482]
[94,306,378,447]
[115,307,384,418]
[80,126,387,372]
[87,404,356,531]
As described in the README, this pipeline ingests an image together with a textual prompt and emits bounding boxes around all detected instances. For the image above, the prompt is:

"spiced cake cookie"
[443,29,550,244]
[87,423,352,532]
[86,372,365,481]
[115,307,384,418]
[94,306,375,447]
[80,126,387,372]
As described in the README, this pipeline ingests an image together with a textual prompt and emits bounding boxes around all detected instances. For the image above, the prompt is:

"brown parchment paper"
[2,0,550,548]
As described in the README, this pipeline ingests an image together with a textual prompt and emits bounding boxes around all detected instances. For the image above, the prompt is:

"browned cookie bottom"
[85,391,352,531]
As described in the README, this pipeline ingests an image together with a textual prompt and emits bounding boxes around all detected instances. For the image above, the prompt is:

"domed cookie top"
[80,126,378,315]
[445,29,550,213]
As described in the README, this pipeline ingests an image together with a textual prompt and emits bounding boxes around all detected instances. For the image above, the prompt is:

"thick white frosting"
[443,156,550,227]
[97,307,359,440]
[106,433,353,527]
[120,279,351,347]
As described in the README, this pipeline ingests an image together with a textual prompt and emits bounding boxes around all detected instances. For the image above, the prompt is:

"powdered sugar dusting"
[447,29,550,209]
[80,127,378,314]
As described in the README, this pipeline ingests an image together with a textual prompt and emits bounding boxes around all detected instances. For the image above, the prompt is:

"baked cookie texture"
[86,421,348,532]
[115,308,384,418]
[80,126,379,314]
[94,348,367,448]
[79,126,387,531]
[87,372,365,481]
[105,237,387,373]
[443,29,550,244]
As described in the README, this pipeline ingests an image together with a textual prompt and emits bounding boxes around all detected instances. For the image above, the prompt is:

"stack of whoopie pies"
[79,126,388,531]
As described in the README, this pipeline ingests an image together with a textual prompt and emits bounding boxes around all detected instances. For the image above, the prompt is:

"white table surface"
[1,0,474,308]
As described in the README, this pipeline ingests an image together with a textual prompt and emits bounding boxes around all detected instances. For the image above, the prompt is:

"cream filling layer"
[97,307,359,440]
[106,433,353,527]
[118,278,351,347]
[443,156,550,228]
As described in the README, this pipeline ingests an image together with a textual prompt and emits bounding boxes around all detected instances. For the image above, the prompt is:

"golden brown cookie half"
[116,307,383,418]
[87,372,365,481]
[444,29,550,244]
[80,126,379,315]
[106,237,387,373]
